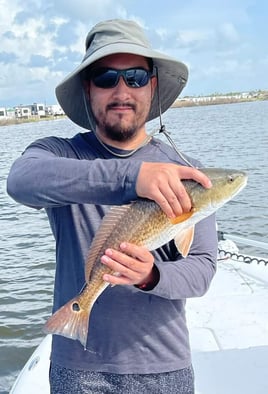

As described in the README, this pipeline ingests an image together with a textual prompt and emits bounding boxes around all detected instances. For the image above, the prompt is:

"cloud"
[178,29,211,47]
[0,0,267,105]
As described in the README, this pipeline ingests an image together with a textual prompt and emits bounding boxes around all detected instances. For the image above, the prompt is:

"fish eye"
[72,302,80,312]
[228,175,234,182]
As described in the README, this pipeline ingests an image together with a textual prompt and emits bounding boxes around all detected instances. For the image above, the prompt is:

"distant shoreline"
[0,115,67,127]
[1,96,267,126]
[172,95,268,108]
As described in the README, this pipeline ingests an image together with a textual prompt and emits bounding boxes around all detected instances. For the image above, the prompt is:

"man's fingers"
[101,243,155,286]
[148,189,180,218]
[119,242,154,264]
[159,182,192,215]
[178,166,212,188]
[136,163,212,218]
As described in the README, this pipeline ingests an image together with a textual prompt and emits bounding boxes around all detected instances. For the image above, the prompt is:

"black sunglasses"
[86,67,154,89]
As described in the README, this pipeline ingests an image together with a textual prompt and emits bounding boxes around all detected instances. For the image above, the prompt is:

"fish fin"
[174,226,195,257]
[44,296,92,349]
[85,204,133,281]
[169,210,194,225]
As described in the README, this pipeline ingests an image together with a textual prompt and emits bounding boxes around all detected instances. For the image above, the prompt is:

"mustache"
[106,101,136,111]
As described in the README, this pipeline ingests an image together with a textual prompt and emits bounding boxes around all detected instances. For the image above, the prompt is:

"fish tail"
[44,296,92,349]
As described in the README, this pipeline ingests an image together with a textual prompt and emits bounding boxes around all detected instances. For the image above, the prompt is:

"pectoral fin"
[174,226,195,257]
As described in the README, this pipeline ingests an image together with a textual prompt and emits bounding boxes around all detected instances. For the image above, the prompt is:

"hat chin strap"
[154,66,195,168]
[82,87,96,132]
[158,124,195,168]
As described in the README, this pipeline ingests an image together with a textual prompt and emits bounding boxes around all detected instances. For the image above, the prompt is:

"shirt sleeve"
[143,214,218,299]
[7,143,141,209]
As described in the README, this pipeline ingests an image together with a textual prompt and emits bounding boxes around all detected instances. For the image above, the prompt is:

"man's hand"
[136,163,212,218]
[101,242,159,288]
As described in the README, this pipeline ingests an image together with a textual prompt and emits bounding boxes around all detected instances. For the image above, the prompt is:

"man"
[7,19,217,393]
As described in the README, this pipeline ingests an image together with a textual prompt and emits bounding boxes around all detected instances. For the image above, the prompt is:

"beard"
[101,123,138,142]
[96,116,138,142]
[93,101,148,142]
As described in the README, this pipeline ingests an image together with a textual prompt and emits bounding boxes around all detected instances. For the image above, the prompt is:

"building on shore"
[0,102,64,121]
[31,103,46,117]
[46,104,64,116]
[15,106,31,118]
[0,107,7,118]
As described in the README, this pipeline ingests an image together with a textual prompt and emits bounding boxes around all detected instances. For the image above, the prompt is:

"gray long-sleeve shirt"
[7,131,217,374]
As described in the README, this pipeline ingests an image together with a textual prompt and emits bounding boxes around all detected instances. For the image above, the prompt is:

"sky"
[0,0,267,107]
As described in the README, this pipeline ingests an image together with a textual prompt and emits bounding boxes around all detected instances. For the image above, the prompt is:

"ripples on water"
[159,101,267,249]
[0,102,267,392]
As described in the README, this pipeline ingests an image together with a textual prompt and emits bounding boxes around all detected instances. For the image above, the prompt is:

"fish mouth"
[220,172,248,209]
[231,171,248,198]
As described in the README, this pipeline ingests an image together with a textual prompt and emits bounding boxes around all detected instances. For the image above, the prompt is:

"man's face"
[86,53,157,143]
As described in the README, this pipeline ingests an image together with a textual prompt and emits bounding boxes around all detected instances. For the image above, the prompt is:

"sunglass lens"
[93,69,118,88]
[125,69,149,87]
[91,68,151,88]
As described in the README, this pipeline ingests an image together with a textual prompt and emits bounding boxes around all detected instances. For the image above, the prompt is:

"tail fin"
[44,296,92,349]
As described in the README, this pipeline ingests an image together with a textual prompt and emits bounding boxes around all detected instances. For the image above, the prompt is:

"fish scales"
[85,201,171,284]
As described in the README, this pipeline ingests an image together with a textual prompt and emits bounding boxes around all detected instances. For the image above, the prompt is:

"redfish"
[44,168,247,348]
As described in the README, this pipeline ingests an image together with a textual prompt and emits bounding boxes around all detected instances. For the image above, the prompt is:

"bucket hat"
[56,19,188,131]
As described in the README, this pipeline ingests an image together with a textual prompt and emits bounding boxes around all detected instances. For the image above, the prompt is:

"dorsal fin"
[84,204,133,281]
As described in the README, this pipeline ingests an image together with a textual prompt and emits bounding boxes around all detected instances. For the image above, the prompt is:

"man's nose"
[112,76,131,96]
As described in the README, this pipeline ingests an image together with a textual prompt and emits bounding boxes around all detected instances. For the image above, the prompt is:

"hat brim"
[56,42,188,130]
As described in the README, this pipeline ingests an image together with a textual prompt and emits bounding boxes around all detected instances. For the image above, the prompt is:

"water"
[0,101,267,393]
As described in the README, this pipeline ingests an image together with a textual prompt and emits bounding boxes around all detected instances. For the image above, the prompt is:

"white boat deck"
[11,245,268,393]
[188,253,268,394]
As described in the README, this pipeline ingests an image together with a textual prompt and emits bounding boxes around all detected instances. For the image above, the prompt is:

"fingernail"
[207,180,212,188]
[105,248,113,256]
[101,255,109,263]
[120,242,127,250]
